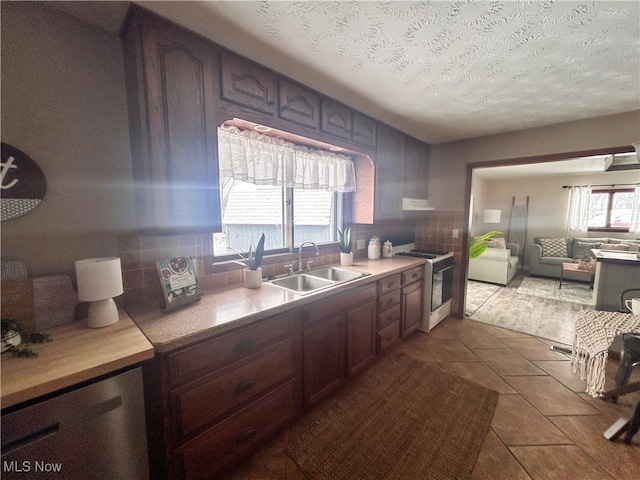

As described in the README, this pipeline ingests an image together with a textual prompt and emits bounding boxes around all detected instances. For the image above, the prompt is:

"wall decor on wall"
[1,143,47,221]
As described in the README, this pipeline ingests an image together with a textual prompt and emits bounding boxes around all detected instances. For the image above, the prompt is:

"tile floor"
[226,317,640,480]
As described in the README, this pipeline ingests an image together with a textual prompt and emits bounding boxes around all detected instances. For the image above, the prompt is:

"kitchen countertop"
[593,249,640,265]
[1,310,154,410]
[126,257,426,353]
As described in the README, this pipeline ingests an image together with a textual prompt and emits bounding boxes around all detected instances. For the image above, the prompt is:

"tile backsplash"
[118,213,467,316]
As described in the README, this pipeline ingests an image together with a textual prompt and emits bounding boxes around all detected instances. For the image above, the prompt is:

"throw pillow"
[599,243,629,251]
[487,237,506,249]
[574,242,600,259]
[539,238,568,257]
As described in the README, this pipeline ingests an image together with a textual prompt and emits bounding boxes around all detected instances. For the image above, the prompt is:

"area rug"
[285,353,498,480]
[516,276,594,305]
[466,280,502,316]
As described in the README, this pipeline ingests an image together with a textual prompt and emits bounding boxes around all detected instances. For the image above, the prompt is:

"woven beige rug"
[286,353,498,479]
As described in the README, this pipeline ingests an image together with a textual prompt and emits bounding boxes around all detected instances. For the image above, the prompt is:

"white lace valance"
[217,126,356,192]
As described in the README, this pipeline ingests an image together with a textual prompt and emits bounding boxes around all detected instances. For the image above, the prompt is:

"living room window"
[587,188,634,232]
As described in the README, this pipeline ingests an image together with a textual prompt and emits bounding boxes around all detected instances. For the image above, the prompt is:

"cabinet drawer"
[303,283,376,325]
[378,321,400,352]
[176,380,298,480]
[402,266,424,285]
[378,274,401,294]
[168,311,296,387]
[377,304,400,330]
[173,340,296,441]
[378,289,400,312]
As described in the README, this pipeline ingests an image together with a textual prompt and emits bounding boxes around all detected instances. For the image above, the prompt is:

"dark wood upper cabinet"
[352,112,377,148]
[122,8,221,234]
[321,98,352,140]
[374,124,406,221]
[404,136,430,199]
[278,79,320,129]
[220,52,277,115]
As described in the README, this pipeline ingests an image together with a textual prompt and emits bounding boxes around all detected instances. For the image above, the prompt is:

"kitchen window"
[210,124,355,265]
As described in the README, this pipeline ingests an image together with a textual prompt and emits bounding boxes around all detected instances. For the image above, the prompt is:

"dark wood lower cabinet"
[303,315,346,407]
[402,280,424,337]
[346,300,377,377]
[143,270,423,479]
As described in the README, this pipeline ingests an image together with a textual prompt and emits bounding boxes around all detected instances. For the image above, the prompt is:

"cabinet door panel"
[279,79,320,129]
[402,280,424,337]
[352,112,377,148]
[346,300,376,377]
[321,98,352,139]
[220,52,277,115]
[123,13,221,233]
[375,124,406,221]
[404,136,430,200]
[303,315,346,407]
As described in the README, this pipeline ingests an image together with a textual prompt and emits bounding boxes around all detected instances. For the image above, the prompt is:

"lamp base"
[86,298,120,328]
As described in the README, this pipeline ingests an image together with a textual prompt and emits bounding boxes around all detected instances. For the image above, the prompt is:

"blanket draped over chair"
[571,310,640,397]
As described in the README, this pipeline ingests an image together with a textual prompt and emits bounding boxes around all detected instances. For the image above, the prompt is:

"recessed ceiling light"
[253,125,272,133]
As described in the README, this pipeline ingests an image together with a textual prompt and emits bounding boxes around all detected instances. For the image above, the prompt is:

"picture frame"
[153,256,203,312]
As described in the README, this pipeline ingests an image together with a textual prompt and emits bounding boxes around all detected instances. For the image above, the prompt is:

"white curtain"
[630,185,640,234]
[217,126,356,192]
[566,185,592,234]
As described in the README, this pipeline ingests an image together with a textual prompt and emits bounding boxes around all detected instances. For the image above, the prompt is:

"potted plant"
[233,233,266,288]
[337,227,353,266]
[469,230,503,258]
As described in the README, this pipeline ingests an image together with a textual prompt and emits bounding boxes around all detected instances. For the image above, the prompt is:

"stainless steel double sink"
[268,267,368,295]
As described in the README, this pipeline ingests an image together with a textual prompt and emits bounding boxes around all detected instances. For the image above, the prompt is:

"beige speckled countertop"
[125,257,426,353]
[1,311,154,409]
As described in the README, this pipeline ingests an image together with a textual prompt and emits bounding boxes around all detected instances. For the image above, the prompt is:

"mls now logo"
[3,460,63,473]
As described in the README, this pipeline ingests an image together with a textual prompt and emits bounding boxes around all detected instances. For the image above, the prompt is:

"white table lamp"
[75,257,124,328]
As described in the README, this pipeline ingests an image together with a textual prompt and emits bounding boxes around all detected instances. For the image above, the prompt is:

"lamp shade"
[75,257,123,302]
[483,209,501,224]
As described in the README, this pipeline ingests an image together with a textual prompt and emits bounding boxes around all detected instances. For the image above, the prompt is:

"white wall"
[428,111,640,212]
[1,2,136,277]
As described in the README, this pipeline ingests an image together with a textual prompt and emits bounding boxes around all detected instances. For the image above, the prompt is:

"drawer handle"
[411,272,419,279]
[386,298,394,306]
[386,334,394,341]
[386,282,394,289]
[233,337,256,353]
[235,378,255,395]
[235,428,257,445]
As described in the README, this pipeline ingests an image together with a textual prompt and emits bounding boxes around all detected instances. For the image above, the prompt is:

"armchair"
[468,243,520,286]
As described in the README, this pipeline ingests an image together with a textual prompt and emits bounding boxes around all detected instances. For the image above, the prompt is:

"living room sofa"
[468,242,520,286]
[528,236,640,281]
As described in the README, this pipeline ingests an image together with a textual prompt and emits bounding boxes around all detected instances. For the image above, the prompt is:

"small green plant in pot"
[233,233,266,288]
[337,227,353,265]
[469,230,503,258]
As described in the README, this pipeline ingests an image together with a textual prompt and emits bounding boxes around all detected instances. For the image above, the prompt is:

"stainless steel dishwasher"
[1,367,149,479]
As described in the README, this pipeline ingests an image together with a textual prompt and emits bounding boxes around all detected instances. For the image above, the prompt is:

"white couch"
[468,243,520,286]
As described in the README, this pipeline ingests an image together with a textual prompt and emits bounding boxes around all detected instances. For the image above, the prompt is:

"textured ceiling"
[48,1,640,145]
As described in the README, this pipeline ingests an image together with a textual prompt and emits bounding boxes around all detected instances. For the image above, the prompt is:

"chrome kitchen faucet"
[298,241,320,272]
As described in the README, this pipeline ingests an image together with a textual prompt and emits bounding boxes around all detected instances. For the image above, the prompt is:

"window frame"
[203,188,350,275]
[587,187,634,233]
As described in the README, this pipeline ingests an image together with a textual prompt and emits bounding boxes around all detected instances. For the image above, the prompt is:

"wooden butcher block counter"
[1,310,154,409]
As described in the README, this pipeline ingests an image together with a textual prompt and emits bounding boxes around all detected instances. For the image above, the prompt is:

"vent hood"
[402,198,435,211]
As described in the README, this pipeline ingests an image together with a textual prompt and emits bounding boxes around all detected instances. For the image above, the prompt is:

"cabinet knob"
[235,428,257,445]
[235,378,256,394]
[233,337,256,353]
